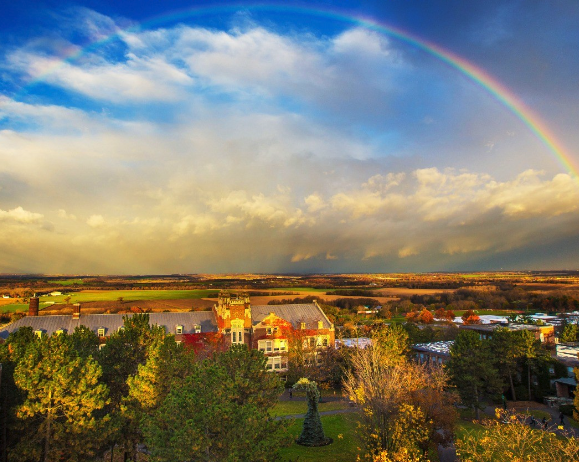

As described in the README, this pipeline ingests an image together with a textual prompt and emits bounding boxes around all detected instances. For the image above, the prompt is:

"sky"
[0,0,578,274]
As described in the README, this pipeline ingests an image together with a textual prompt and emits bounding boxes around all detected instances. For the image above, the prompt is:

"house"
[0,292,335,373]
[459,323,555,344]
[412,341,453,365]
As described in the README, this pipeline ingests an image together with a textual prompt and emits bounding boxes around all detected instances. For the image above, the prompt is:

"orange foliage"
[419,309,434,324]
[461,309,481,325]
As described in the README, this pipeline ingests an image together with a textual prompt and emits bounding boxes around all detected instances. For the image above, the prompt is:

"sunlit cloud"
[0,6,578,273]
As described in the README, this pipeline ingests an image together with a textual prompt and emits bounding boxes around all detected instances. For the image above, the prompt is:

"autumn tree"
[144,345,289,462]
[343,325,456,460]
[462,310,481,325]
[456,409,579,461]
[447,330,502,420]
[418,309,434,324]
[12,333,109,462]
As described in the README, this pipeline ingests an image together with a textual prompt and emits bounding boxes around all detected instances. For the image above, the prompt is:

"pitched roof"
[251,304,333,330]
[0,312,218,339]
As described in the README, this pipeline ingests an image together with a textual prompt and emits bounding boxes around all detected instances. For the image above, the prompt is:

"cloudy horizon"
[1,1,578,274]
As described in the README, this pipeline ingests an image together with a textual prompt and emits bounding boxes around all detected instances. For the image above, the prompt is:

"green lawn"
[271,400,349,417]
[277,413,360,462]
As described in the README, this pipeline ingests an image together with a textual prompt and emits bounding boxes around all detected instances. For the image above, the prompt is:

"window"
[318,321,323,329]
[34,330,43,338]
[267,327,272,335]
[55,329,65,335]
[322,337,328,347]
[176,325,183,334]
[300,322,306,330]
[266,356,287,372]
[97,328,105,337]
[193,324,201,333]
[231,320,244,344]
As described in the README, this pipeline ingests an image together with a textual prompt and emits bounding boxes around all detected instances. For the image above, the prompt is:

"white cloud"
[0,206,43,224]
[86,214,105,228]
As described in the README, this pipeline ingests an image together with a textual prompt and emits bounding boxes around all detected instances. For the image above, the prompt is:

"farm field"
[0,289,221,313]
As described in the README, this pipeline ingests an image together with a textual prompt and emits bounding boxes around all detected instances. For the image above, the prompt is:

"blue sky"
[0,0,578,274]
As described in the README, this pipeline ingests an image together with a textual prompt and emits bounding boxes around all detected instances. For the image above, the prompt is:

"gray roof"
[413,340,454,356]
[554,377,577,387]
[0,312,217,339]
[252,304,333,330]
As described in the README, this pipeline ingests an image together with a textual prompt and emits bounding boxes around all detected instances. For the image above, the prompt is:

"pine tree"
[13,333,109,462]
[489,327,523,401]
[447,330,501,419]
[144,346,289,462]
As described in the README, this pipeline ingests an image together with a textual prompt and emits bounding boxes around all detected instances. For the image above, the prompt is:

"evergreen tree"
[447,330,501,419]
[514,330,544,401]
[489,328,523,401]
[293,378,329,446]
[70,325,100,358]
[144,346,289,462]
[98,313,166,460]
[12,333,109,462]
[0,327,36,462]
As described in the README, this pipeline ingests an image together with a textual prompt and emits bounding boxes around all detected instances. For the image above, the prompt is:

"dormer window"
[193,324,201,334]
[318,321,323,329]
[55,329,65,335]
[34,330,43,338]
[300,322,306,330]
[97,328,106,337]
[176,325,183,335]
[267,327,272,335]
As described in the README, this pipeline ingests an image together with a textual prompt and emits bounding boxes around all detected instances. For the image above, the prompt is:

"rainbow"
[12,2,579,180]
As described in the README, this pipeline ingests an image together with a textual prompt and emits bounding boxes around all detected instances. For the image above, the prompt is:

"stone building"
[0,292,335,373]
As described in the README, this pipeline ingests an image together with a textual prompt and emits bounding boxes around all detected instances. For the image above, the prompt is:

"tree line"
[0,314,288,462]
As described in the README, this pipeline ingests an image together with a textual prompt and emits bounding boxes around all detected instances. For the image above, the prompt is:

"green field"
[52,279,84,286]
[270,287,330,293]
[0,289,221,312]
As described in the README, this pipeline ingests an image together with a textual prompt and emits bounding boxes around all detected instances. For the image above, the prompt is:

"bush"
[559,404,576,416]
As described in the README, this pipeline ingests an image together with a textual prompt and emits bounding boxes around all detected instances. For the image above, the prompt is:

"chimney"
[28,297,39,317]
[73,303,81,320]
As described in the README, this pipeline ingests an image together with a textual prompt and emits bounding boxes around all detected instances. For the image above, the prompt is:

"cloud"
[86,214,105,228]
[1,8,578,273]
[0,206,43,224]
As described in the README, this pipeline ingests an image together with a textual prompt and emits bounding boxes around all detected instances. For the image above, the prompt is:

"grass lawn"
[278,413,360,462]
[271,400,349,417]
